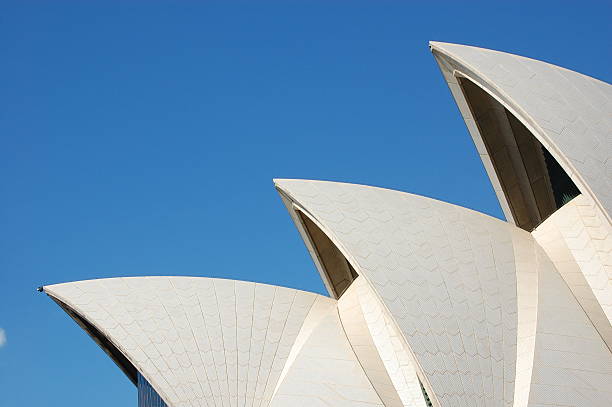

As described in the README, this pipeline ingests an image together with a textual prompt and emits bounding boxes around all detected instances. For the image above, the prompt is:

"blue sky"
[1,1,611,405]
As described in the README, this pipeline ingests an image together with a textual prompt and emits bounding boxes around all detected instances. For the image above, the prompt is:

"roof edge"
[274,178,516,227]
[46,293,138,385]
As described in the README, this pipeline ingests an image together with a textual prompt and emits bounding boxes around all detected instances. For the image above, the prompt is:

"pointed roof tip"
[274,178,359,190]
[274,178,354,197]
[428,40,445,48]
[273,178,289,188]
[274,178,318,187]
[429,41,480,53]
[429,41,442,51]
[429,40,458,48]
[274,179,313,196]
[429,41,479,58]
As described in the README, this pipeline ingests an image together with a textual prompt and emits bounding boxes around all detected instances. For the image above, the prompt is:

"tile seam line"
[101,279,180,405]
[250,285,276,407]
[257,290,297,407]
[268,292,318,401]
[234,280,238,407]
[243,283,255,407]
[212,280,231,407]
[202,280,224,407]
[158,280,206,407]
[124,279,182,406]
[195,282,223,407]
[169,278,214,407]
[462,215,498,404]
[436,207,487,404]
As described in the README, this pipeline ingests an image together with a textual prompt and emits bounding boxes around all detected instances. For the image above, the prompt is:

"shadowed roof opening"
[49,296,137,385]
[458,76,580,231]
[296,210,358,298]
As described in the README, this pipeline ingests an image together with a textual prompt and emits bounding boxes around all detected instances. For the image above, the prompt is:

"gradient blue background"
[1,1,611,405]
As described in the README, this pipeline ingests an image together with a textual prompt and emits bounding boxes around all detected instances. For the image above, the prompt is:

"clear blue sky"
[1,1,610,405]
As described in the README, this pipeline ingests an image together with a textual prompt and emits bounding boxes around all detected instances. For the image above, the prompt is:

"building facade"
[42,42,612,406]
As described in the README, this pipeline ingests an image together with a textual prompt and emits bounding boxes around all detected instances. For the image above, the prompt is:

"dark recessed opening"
[458,77,580,231]
[541,147,581,207]
[297,210,357,298]
[419,378,434,407]
[51,297,138,385]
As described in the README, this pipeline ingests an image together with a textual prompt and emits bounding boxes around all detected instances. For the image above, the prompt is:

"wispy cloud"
[0,328,6,348]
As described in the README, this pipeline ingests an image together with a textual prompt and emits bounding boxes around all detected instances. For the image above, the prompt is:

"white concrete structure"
[531,194,612,351]
[430,42,612,228]
[43,277,388,407]
[276,178,612,407]
[42,43,611,407]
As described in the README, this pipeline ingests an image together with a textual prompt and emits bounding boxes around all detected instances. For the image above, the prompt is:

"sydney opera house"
[41,42,612,406]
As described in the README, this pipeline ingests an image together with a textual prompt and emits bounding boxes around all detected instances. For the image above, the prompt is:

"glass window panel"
[137,371,168,407]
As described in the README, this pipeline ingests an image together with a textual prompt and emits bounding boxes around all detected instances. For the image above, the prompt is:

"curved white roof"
[45,277,319,407]
[43,276,388,407]
[338,276,429,407]
[276,178,612,406]
[270,287,386,407]
[532,193,612,351]
[430,41,612,224]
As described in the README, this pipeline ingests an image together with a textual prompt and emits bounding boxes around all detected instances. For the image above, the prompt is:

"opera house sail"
[41,43,612,406]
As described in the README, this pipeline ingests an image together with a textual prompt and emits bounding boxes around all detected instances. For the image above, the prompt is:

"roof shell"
[43,277,323,407]
[275,178,612,406]
[43,276,392,407]
[430,41,612,224]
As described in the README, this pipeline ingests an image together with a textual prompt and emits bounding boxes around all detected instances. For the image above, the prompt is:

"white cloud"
[0,328,6,348]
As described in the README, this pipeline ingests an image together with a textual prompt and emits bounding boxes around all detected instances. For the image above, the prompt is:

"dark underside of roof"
[49,296,138,386]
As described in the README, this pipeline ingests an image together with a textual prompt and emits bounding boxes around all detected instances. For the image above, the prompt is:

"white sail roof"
[430,42,612,225]
[276,178,612,406]
[43,276,388,407]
